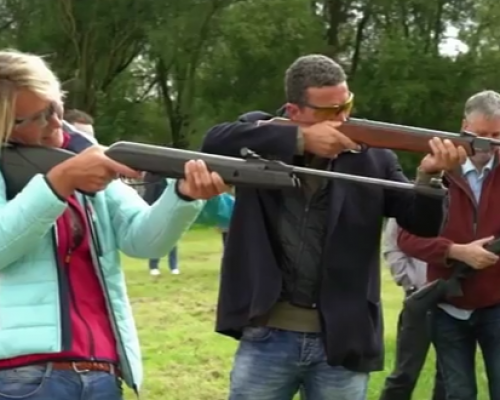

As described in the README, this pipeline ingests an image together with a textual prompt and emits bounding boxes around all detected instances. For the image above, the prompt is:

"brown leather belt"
[49,361,119,376]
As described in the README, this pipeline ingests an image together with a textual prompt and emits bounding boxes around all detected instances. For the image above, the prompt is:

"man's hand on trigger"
[301,121,361,158]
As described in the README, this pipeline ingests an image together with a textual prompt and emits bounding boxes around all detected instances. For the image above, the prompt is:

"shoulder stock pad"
[0,144,75,200]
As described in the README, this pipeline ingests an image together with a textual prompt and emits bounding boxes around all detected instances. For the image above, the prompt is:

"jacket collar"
[447,152,499,181]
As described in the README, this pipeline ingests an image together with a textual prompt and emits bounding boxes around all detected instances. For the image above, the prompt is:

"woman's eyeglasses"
[14,102,62,129]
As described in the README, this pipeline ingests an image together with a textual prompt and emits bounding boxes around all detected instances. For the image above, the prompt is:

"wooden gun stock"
[342,119,475,155]
[261,117,500,156]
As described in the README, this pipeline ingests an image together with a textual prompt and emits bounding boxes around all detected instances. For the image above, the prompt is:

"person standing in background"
[63,108,97,143]
[219,227,229,247]
[398,90,500,400]
[218,188,234,248]
[143,172,180,276]
[379,218,445,400]
[196,190,235,249]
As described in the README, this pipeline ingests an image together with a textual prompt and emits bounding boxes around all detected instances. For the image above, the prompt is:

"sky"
[439,26,469,56]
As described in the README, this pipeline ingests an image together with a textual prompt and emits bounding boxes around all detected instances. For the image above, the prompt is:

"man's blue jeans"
[0,364,122,400]
[431,305,500,400]
[149,246,178,271]
[229,327,369,400]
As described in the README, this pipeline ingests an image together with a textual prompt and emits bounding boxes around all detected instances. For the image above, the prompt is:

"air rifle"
[0,141,446,200]
[264,117,500,156]
[404,237,500,315]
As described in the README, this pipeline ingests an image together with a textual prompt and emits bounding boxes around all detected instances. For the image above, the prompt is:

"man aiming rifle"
[200,54,467,400]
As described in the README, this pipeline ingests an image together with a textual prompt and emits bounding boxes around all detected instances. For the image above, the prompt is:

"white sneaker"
[150,269,161,277]
[171,269,180,275]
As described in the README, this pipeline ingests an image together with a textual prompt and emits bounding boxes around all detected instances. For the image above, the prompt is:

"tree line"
[2,0,499,173]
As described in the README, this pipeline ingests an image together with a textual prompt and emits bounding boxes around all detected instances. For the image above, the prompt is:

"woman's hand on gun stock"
[177,160,229,200]
[46,148,228,201]
[46,146,141,199]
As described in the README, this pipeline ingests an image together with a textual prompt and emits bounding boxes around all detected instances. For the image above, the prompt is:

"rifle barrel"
[108,142,446,196]
[292,165,445,196]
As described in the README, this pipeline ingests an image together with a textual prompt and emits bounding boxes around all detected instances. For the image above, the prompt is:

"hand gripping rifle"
[0,141,446,200]
[404,237,500,315]
[264,117,500,156]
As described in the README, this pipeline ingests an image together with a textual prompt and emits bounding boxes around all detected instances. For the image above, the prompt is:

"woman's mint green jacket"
[0,172,204,391]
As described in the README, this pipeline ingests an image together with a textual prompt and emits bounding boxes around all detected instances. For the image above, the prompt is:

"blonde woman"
[0,49,227,400]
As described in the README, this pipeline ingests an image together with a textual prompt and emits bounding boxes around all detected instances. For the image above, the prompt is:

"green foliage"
[2,0,500,172]
[197,0,325,121]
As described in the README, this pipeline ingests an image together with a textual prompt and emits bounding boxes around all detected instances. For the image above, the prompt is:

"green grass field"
[123,228,488,400]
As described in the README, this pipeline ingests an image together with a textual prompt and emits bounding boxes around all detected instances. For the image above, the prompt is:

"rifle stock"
[264,117,500,156]
[106,142,301,189]
[0,145,76,200]
[0,142,300,199]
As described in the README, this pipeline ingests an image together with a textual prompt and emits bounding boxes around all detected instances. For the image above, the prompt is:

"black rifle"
[404,237,500,315]
[0,141,446,200]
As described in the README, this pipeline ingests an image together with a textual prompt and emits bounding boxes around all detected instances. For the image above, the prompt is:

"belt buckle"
[72,362,90,374]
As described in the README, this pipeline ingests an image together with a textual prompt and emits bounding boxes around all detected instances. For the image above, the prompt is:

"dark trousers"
[379,300,446,400]
[431,305,500,400]
[222,231,228,248]
[149,246,178,271]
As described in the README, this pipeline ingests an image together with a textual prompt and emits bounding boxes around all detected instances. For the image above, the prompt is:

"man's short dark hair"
[64,109,94,125]
[285,54,347,105]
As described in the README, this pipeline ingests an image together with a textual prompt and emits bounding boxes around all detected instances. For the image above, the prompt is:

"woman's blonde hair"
[0,49,62,142]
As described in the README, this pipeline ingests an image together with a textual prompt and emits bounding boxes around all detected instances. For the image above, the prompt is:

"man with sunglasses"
[200,54,467,400]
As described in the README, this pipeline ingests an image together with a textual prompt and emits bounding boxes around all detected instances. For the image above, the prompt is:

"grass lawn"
[123,228,489,400]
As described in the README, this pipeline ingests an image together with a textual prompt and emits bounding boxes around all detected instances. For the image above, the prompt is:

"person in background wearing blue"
[63,109,97,144]
[198,188,235,248]
[219,227,229,247]
[143,172,181,275]
[143,175,235,275]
